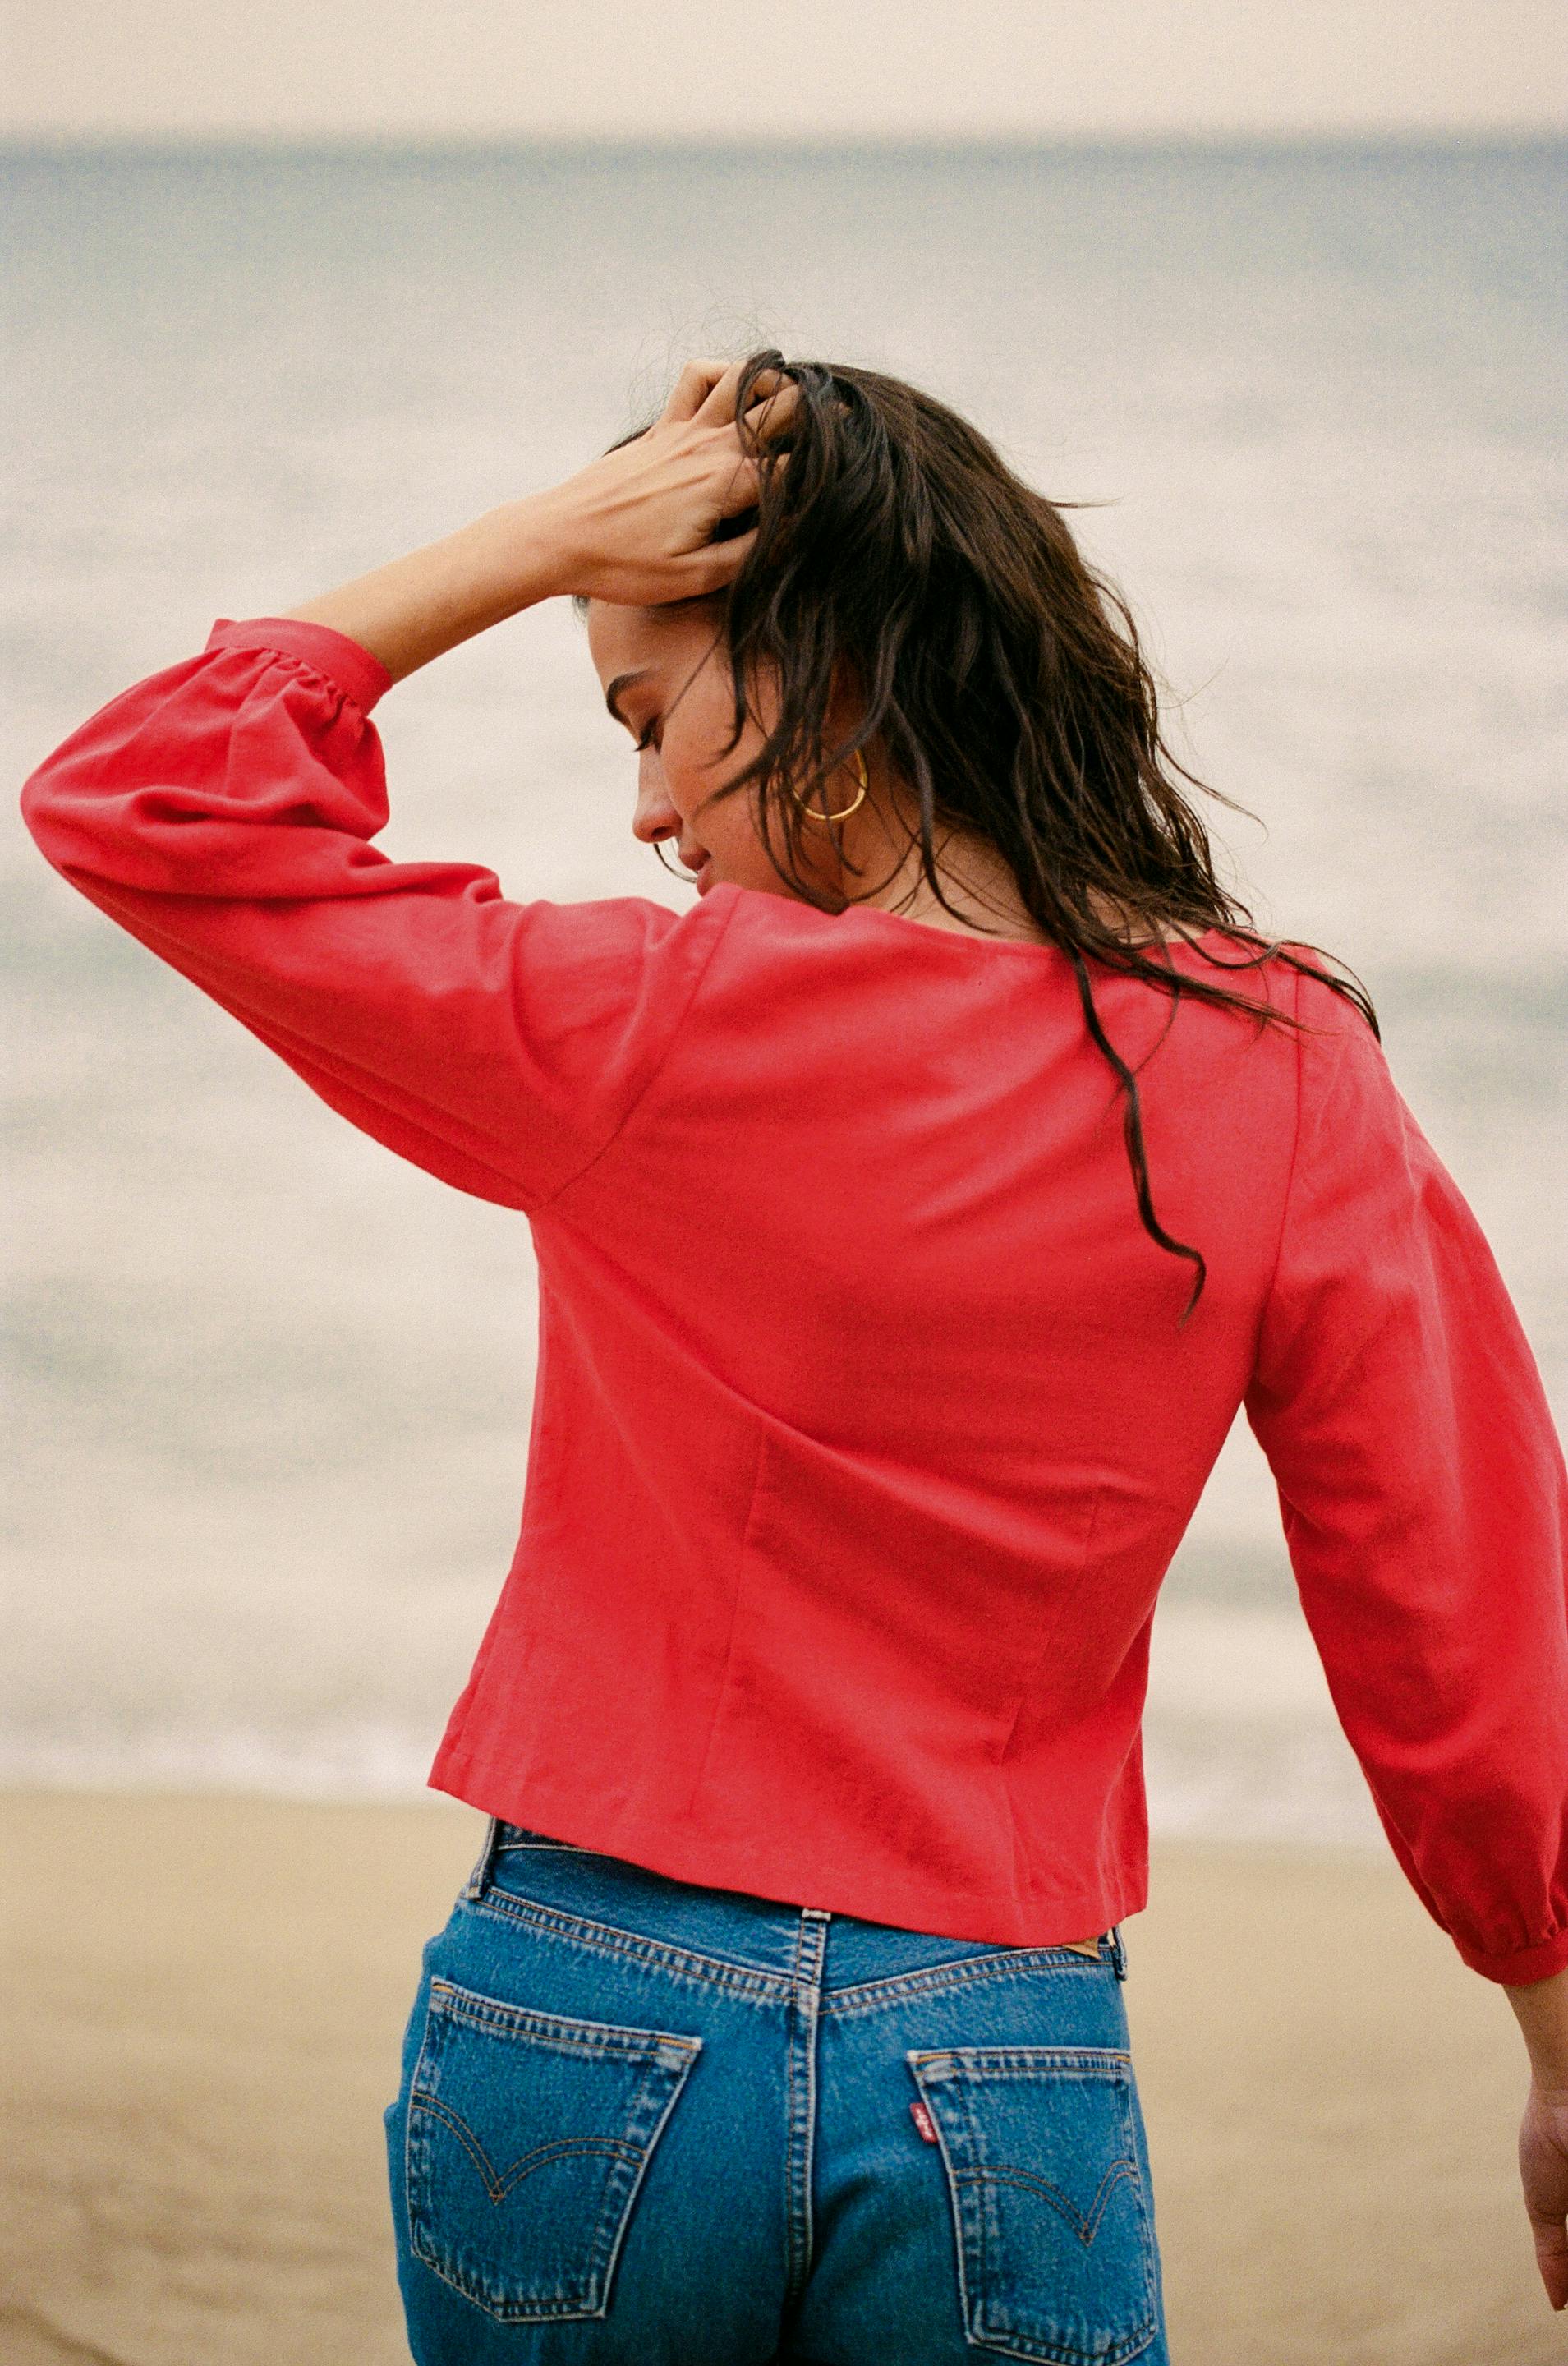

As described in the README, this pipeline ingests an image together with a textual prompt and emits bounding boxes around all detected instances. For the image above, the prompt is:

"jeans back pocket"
[907,2042,1159,2365]
[407,1977,701,2324]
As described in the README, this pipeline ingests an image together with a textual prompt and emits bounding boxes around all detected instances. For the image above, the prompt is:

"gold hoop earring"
[797,749,868,826]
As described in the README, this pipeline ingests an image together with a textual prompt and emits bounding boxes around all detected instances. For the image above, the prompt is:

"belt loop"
[1108,1922,1129,1981]
[462,1813,503,1902]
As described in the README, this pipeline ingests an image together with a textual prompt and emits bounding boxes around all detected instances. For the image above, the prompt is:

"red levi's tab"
[910,2099,940,2144]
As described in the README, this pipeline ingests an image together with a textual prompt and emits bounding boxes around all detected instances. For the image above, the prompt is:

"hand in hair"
[276,358,796,677]
[532,357,797,609]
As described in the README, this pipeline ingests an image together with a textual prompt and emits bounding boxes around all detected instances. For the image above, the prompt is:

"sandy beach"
[0,1789,1557,2365]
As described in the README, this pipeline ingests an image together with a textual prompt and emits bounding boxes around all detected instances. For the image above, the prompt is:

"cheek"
[698,785,766,868]
[664,731,770,872]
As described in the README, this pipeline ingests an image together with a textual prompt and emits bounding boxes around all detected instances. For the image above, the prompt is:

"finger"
[740,376,800,446]
[690,358,752,427]
[713,450,764,518]
[693,358,789,429]
[706,402,793,504]
[660,359,731,423]
[1532,2218,1568,2308]
[664,525,759,600]
[712,438,791,524]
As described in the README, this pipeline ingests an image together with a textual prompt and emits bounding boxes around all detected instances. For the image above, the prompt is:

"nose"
[631,771,680,849]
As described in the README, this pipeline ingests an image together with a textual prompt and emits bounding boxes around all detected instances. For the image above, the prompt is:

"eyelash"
[635,722,660,754]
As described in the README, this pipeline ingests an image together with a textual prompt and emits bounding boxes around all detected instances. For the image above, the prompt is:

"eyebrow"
[604,668,654,726]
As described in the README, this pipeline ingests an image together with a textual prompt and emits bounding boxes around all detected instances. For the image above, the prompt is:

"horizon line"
[2,123,1564,159]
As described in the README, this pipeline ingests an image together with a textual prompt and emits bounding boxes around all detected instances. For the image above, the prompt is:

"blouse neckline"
[714,881,1228,961]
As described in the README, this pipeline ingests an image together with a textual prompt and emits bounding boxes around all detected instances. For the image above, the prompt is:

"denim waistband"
[465,1816,1129,1981]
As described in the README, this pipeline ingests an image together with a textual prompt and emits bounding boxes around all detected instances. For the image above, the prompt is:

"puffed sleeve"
[18,616,734,1213]
[1243,963,1568,1984]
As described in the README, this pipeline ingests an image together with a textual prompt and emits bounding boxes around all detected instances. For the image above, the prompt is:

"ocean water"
[4,140,1565,1845]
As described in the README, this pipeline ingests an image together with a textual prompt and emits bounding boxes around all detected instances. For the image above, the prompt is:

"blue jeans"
[384,1817,1170,2364]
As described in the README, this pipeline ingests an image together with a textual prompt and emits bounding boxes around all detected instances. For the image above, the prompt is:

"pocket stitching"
[426,1973,702,2062]
[410,2092,647,2207]
[405,1980,702,2325]
[907,2047,1158,2366]
[955,2157,1143,2249]
[910,2045,1133,2073]
[827,1952,1113,2023]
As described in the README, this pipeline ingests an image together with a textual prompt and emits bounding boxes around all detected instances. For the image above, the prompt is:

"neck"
[830,786,1188,951]
[838,797,1053,945]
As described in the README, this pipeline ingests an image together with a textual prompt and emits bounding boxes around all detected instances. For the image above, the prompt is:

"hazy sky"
[4,0,1564,143]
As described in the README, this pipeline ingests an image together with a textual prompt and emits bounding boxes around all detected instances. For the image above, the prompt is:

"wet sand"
[0,1790,1555,2364]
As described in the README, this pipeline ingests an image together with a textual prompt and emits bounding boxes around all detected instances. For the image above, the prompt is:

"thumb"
[1529,2209,1568,2310]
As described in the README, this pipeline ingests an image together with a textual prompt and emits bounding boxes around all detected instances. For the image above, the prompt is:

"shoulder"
[1281,949,1386,1079]
[483,890,738,1047]
[1169,937,1393,1153]
[508,886,735,969]
[1259,949,1414,1181]
[1193,937,1383,1066]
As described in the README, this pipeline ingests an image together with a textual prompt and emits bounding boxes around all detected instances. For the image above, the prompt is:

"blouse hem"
[427,1748,1143,1953]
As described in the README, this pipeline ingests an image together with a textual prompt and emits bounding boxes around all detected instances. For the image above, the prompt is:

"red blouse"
[20,615,1568,1985]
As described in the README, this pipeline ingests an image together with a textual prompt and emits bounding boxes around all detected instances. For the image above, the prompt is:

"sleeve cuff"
[204,616,395,716]
[1453,1923,1568,1986]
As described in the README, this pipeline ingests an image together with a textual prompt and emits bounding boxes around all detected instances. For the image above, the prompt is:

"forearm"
[280,493,572,687]
[1507,1965,1568,2091]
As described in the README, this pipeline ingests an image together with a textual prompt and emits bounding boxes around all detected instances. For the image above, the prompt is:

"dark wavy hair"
[575,348,1377,1322]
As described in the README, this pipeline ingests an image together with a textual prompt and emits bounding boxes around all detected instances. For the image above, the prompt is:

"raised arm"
[18,361,793,1213]
[278,354,790,682]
